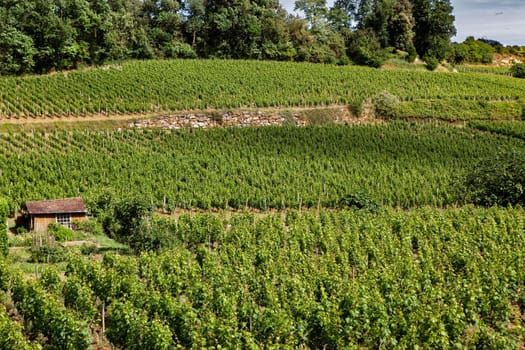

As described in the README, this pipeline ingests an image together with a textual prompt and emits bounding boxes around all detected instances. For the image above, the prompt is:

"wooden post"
[102,301,105,336]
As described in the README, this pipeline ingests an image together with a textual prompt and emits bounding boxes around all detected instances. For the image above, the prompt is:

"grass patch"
[296,106,348,124]
[92,235,128,251]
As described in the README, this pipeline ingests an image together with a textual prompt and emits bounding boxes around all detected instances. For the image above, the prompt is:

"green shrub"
[29,245,67,263]
[461,151,525,206]
[372,91,400,119]
[80,243,98,255]
[510,62,525,78]
[348,101,363,117]
[347,29,387,68]
[406,45,417,63]
[0,304,36,350]
[338,191,379,211]
[0,259,13,291]
[424,56,439,71]
[74,219,103,236]
[47,223,74,242]
[520,97,525,120]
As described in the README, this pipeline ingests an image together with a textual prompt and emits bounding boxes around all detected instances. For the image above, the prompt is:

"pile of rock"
[130,111,306,129]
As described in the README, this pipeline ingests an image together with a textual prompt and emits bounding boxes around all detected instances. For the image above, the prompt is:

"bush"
[74,219,103,236]
[372,91,400,119]
[406,45,417,63]
[424,56,439,71]
[47,223,74,242]
[347,29,387,68]
[338,192,379,211]
[162,41,197,59]
[29,245,67,263]
[511,62,525,78]
[461,151,525,206]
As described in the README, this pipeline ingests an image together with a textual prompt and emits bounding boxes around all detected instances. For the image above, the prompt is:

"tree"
[411,0,455,61]
[346,27,386,67]
[104,195,152,244]
[200,0,290,59]
[295,0,329,31]
[0,24,36,75]
[184,0,206,50]
[141,0,186,57]
[15,0,80,72]
[389,0,415,51]
[448,37,494,64]
[330,0,415,57]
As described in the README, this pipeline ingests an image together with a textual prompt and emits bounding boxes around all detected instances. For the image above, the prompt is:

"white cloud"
[452,0,525,44]
[278,0,525,45]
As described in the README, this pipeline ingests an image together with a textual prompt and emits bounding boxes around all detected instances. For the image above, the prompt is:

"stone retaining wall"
[130,111,307,129]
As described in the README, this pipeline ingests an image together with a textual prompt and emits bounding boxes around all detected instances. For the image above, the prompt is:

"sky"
[280,0,525,46]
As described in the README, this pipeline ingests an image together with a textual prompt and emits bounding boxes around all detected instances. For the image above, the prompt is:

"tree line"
[0,0,459,75]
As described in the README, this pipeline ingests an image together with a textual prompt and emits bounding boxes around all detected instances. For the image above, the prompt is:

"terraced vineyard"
[0,123,523,212]
[1,60,525,349]
[0,60,524,120]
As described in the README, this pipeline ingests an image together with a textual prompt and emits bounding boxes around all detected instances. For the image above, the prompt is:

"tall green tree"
[389,0,415,51]
[295,0,329,30]
[14,0,80,72]
[184,0,206,50]
[110,0,154,59]
[0,22,36,75]
[201,0,289,59]
[411,0,455,61]
[141,0,187,57]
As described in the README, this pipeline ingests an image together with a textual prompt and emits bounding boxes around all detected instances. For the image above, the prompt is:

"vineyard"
[2,207,525,348]
[0,124,522,213]
[1,58,525,348]
[469,120,525,140]
[0,60,524,120]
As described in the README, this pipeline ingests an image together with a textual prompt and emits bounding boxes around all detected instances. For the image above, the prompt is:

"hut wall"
[71,213,87,224]
[32,215,57,232]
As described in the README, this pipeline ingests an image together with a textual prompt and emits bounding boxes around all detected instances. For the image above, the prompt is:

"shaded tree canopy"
[0,0,460,74]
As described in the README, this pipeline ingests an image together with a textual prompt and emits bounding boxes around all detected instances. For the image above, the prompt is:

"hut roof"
[26,197,87,215]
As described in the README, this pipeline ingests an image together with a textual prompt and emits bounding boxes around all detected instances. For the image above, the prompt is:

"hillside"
[1,59,525,349]
[0,59,524,123]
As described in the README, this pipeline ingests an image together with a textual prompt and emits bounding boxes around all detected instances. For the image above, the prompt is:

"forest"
[0,0,464,74]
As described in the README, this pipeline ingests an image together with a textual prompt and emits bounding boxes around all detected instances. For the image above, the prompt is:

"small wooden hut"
[25,197,87,232]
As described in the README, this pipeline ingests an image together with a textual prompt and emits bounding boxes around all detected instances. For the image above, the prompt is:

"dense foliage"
[0,124,523,214]
[0,60,525,119]
[0,304,38,350]
[462,151,525,207]
[448,37,495,64]
[3,207,525,347]
[511,63,525,79]
[0,0,458,74]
